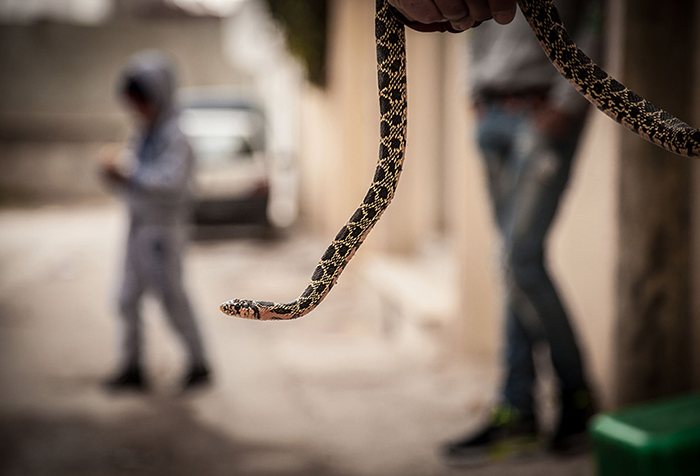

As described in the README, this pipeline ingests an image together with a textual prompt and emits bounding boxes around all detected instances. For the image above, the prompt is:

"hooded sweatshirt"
[118,51,195,225]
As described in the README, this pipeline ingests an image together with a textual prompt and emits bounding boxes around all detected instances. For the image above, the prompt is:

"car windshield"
[180,107,264,166]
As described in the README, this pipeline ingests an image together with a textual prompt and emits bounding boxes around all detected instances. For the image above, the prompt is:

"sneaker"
[182,364,211,391]
[441,404,542,467]
[104,365,147,392]
[549,387,596,454]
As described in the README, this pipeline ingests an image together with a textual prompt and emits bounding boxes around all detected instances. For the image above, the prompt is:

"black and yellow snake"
[220,0,700,321]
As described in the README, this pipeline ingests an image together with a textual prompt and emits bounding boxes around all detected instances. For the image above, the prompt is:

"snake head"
[219,299,261,320]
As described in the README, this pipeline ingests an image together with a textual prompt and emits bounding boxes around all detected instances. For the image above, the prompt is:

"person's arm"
[537,0,605,138]
[128,134,193,199]
[388,0,518,31]
[549,0,605,118]
[99,144,130,188]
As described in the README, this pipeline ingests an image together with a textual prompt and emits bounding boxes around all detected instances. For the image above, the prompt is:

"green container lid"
[590,393,700,476]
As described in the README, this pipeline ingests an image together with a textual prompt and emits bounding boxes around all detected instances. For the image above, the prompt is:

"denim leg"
[505,118,587,395]
[477,104,588,414]
[477,105,539,415]
[503,305,537,416]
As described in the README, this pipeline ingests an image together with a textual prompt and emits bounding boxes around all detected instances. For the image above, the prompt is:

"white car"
[179,90,271,225]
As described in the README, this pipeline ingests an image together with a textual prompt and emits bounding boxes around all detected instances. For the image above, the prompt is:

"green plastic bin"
[590,393,700,476]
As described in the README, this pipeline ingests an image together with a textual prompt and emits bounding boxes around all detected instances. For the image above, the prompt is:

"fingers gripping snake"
[220,0,700,321]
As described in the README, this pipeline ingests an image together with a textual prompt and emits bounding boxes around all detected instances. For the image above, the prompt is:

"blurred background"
[0,0,699,475]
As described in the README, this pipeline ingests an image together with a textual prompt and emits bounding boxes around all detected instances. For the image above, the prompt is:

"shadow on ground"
[0,400,345,476]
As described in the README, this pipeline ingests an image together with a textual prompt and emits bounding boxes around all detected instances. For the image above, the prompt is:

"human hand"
[99,145,129,185]
[387,0,518,31]
[100,161,129,185]
[535,104,573,140]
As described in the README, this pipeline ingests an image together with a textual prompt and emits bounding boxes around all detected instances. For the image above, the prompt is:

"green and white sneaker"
[441,405,542,467]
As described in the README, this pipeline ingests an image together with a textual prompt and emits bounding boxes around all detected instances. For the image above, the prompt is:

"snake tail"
[219,0,407,320]
[519,0,700,158]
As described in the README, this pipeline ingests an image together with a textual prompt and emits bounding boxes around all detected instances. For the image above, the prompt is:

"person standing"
[101,51,210,392]
[439,0,603,464]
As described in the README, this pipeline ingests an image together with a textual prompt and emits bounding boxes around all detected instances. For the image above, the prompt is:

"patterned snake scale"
[220,0,700,321]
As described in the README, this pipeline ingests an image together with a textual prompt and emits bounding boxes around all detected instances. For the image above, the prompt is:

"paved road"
[0,203,593,476]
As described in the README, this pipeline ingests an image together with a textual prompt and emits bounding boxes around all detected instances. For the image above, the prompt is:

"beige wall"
[299,0,625,405]
[299,0,376,240]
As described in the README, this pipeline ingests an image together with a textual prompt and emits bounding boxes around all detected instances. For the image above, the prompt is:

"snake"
[220,0,700,321]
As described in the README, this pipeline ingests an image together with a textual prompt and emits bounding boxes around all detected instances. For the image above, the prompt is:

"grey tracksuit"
[114,52,206,369]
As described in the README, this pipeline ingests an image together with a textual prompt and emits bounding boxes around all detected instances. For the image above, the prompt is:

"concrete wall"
[0,16,249,200]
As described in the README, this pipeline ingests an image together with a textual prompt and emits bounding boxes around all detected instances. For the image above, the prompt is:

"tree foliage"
[264,0,328,87]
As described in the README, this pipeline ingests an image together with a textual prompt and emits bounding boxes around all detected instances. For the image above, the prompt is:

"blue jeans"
[476,102,587,416]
